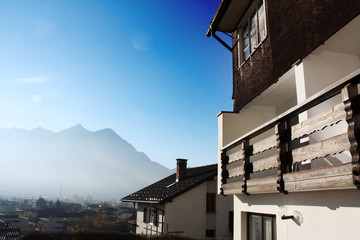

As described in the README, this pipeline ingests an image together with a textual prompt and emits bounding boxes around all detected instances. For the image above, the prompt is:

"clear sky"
[0,0,233,169]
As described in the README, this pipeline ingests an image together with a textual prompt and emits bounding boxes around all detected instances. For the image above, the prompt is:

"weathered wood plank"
[285,174,355,192]
[292,133,350,164]
[247,176,278,194]
[228,150,244,163]
[284,162,352,181]
[252,135,277,155]
[222,182,243,195]
[284,163,355,191]
[291,103,346,140]
[222,176,278,195]
[228,165,244,178]
[252,155,278,172]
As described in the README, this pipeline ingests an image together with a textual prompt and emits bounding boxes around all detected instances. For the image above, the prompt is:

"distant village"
[0,196,133,237]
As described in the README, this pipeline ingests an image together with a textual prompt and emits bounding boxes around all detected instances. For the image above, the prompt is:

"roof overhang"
[121,199,160,204]
[206,0,252,37]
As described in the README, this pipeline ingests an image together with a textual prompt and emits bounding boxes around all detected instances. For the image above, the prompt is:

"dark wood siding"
[232,0,360,112]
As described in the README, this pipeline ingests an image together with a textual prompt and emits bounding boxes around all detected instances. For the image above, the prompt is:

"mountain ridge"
[0,125,171,200]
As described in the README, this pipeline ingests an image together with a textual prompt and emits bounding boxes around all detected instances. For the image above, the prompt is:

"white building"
[122,159,233,239]
[39,217,80,232]
[207,0,360,239]
[0,215,30,234]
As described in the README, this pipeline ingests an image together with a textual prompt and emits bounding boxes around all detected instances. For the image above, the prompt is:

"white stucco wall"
[136,203,164,235]
[234,189,360,240]
[164,182,207,238]
[164,180,233,239]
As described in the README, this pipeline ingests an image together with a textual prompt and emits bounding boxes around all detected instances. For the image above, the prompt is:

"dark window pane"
[206,229,216,237]
[206,193,216,213]
[243,25,249,48]
[250,13,258,52]
[249,215,261,240]
[258,1,267,42]
[263,217,272,240]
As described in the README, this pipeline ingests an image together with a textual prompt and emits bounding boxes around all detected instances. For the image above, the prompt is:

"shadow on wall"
[236,189,360,210]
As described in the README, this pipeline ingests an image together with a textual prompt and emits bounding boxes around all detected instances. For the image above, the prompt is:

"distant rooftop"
[121,164,217,204]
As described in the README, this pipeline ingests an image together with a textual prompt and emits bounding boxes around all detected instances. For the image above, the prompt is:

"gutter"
[121,199,160,204]
[206,0,233,52]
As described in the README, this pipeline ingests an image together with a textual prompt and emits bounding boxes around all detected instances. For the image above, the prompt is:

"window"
[143,208,150,223]
[206,229,216,238]
[143,207,158,226]
[206,193,216,213]
[239,0,267,63]
[248,212,276,240]
[229,211,234,233]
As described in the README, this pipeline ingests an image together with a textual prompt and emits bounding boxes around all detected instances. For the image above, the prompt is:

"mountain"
[0,125,172,200]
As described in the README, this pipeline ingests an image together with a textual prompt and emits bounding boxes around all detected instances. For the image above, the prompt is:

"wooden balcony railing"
[220,69,360,195]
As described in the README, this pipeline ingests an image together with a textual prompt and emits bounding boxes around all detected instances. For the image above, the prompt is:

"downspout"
[153,205,165,234]
[132,202,136,234]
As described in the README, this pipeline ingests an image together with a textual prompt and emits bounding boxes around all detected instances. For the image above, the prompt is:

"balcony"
[220,69,360,195]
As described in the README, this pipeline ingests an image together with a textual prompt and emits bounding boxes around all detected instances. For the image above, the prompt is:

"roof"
[121,164,217,204]
[206,0,252,36]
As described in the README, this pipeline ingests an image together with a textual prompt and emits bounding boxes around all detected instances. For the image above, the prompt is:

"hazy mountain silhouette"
[0,125,171,200]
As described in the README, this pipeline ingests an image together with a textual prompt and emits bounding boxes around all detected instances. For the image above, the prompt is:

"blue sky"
[0,0,233,169]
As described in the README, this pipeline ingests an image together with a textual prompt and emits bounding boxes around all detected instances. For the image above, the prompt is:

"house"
[38,217,80,232]
[122,159,233,239]
[0,215,31,235]
[207,0,360,239]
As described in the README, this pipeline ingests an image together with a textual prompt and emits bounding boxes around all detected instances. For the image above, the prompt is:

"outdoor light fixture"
[281,215,294,220]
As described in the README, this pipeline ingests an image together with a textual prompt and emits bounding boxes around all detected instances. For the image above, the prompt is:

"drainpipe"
[132,202,136,234]
[153,206,165,234]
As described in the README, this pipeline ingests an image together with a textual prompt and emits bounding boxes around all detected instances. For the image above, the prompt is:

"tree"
[36,197,47,209]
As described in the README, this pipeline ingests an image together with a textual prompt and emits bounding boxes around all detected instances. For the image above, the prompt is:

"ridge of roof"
[121,164,217,204]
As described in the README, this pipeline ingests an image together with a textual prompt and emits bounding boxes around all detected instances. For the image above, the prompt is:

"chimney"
[176,158,187,182]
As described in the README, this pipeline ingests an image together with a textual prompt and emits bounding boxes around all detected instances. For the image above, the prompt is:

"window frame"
[247,212,276,240]
[206,193,216,213]
[237,0,268,66]
[206,229,216,238]
[143,207,158,226]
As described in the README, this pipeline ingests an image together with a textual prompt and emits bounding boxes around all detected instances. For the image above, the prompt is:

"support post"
[220,151,229,195]
[342,83,360,188]
[276,121,290,194]
[242,139,250,195]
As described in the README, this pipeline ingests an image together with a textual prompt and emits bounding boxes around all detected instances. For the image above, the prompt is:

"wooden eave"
[206,0,252,36]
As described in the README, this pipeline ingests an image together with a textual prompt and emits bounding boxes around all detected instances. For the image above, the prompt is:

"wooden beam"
[292,133,350,164]
[276,121,290,193]
[247,176,278,194]
[223,163,356,195]
[242,139,250,195]
[283,163,355,192]
[291,103,346,140]
[342,83,360,188]
[222,182,243,195]
[220,151,229,188]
